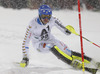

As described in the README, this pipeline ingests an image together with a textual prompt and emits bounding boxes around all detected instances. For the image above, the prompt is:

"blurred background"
[0,0,100,11]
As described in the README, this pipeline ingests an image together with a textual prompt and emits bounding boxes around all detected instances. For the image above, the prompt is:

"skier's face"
[41,15,51,24]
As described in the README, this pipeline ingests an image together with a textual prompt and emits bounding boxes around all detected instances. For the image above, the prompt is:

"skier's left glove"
[65,29,71,35]
[20,57,29,67]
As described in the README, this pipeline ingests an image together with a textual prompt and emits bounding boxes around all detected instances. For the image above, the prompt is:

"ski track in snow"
[0,7,100,74]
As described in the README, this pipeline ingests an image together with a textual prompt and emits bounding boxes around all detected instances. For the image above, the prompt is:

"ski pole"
[66,25,100,48]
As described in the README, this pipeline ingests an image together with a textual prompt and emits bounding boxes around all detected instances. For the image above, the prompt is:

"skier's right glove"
[20,57,29,67]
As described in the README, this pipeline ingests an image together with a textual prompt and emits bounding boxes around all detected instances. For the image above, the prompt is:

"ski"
[13,62,74,69]
[13,62,100,74]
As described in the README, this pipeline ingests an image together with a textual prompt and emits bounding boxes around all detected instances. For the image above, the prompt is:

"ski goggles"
[40,15,51,20]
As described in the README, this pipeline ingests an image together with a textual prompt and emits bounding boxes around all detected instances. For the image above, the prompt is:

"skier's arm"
[22,25,32,59]
[20,24,32,67]
[54,18,71,35]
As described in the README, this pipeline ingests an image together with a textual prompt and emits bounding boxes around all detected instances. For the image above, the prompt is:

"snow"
[0,7,100,74]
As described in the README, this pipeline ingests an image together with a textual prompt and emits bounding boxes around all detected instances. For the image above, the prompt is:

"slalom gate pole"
[77,0,85,73]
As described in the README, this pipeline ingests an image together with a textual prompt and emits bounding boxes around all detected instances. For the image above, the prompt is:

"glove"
[65,29,71,35]
[20,57,29,67]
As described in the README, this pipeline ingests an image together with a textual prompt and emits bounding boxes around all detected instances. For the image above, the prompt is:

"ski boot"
[71,59,82,69]
[96,62,100,69]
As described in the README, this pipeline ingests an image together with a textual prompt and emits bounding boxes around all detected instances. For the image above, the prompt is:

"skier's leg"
[50,39,83,68]
[71,51,100,70]
[72,51,92,62]
[50,38,97,65]
[50,45,98,74]
[50,45,72,64]
[50,44,95,69]
[52,39,94,68]
[50,45,83,69]
[71,51,92,68]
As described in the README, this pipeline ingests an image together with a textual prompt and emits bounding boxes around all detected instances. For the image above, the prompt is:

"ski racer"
[21,4,99,74]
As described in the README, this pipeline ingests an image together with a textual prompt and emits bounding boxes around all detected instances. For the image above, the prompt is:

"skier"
[21,5,99,74]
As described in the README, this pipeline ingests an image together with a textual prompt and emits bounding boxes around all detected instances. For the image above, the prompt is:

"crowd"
[0,0,28,9]
[0,0,100,11]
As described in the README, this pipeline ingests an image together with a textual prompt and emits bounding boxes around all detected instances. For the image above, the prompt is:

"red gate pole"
[77,0,85,72]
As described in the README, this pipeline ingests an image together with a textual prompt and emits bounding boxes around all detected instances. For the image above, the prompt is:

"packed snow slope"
[0,7,100,74]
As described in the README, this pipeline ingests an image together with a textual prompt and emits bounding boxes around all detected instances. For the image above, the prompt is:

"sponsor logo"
[55,20,65,29]
[25,47,29,49]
